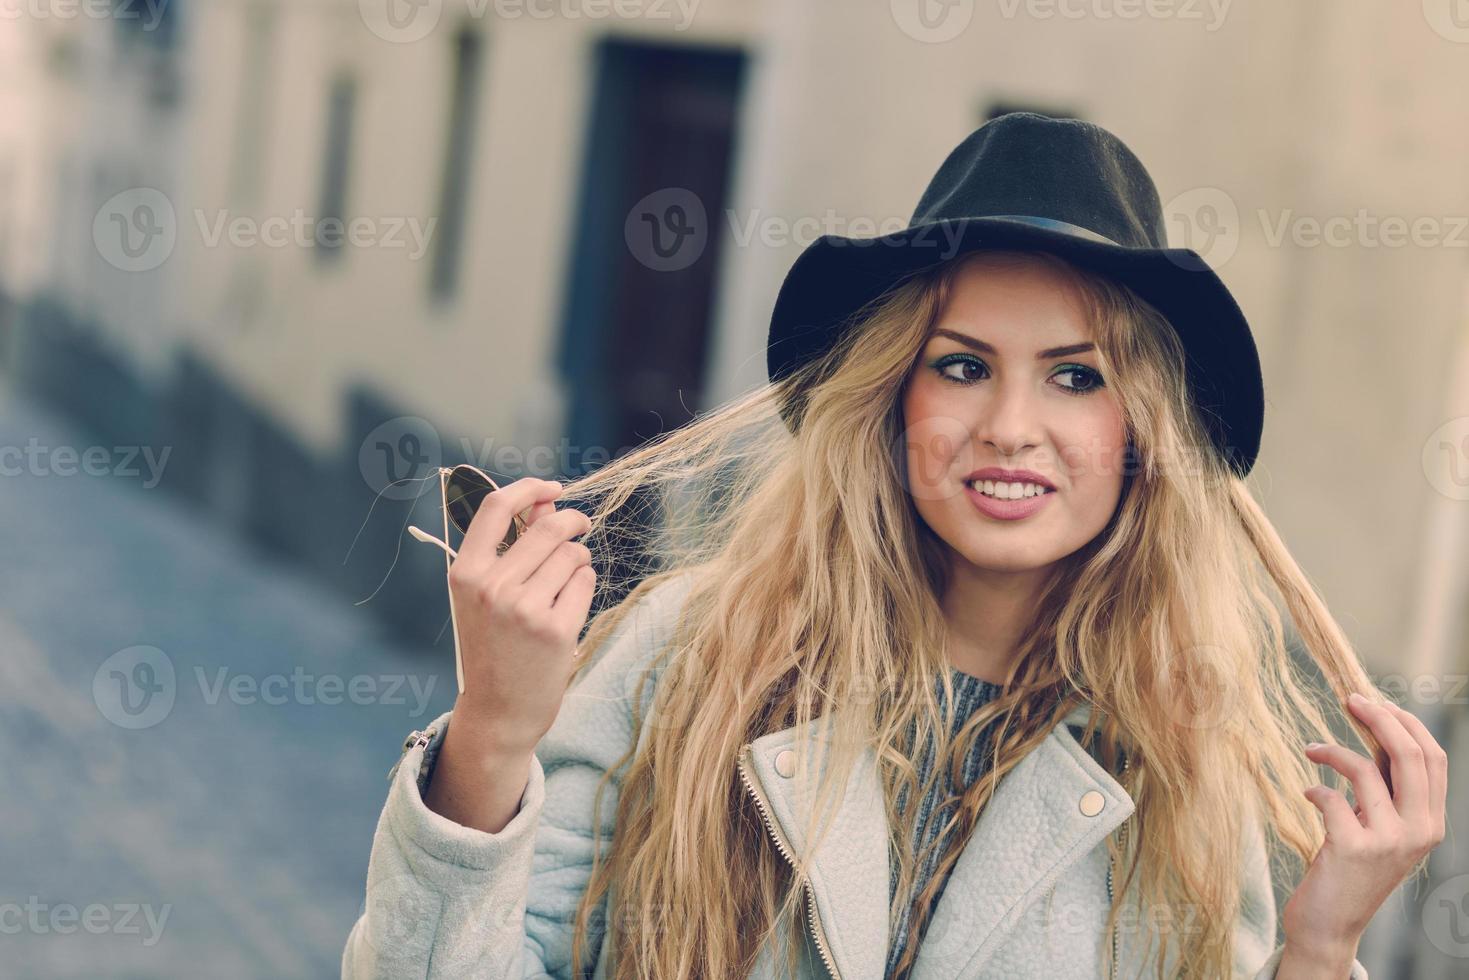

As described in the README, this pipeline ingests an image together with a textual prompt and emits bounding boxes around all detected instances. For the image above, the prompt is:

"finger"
[1303,742,1390,827]
[493,507,592,587]
[1348,692,1428,824]
[460,478,561,566]
[1303,783,1366,845]
[551,565,597,642]
[1381,699,1449,839]
[521,537,593,609]
[523,497,559,527]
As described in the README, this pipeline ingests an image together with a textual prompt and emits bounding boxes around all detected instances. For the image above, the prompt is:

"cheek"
[1060,401,1129,492]
[901,383,974,501]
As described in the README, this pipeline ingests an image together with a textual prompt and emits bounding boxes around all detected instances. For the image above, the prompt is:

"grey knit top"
[885,667,1005,978]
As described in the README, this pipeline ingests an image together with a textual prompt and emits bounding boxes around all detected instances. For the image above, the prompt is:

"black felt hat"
[766,111,1264,478]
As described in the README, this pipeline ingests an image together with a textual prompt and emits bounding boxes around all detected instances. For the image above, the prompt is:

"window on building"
[429,27,486,303]
[315,74,357,266]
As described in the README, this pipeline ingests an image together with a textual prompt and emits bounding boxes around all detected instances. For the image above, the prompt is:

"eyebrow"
[932,328,1095,360]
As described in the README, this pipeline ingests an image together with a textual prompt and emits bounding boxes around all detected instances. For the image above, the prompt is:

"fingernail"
[1349,691,1368,706]
[1305,741,1325,751]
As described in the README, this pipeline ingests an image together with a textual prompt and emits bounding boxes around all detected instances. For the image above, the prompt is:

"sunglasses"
[406,464,531,694]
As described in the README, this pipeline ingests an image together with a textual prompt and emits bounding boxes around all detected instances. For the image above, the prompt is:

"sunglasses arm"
[406,524,458,560]
[404,466,469,695]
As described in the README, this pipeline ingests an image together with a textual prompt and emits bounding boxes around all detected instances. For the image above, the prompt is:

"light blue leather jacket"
[342,573,1369,979]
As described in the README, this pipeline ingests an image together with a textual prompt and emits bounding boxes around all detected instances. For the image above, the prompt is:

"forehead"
[930,253,1094,347]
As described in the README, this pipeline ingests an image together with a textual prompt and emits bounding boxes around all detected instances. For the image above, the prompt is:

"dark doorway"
[557,38,747,475]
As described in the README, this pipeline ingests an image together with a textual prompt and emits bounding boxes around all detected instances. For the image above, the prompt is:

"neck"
[939,555,1052,685]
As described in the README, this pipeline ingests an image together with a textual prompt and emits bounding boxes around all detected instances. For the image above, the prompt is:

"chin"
[948,536,1062,574]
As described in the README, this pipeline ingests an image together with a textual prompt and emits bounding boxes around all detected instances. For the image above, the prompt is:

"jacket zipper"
[736,744,844,980]
[1104,751,1131,980]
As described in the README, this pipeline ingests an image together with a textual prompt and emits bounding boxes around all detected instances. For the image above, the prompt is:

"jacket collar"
[739,701,1134,979]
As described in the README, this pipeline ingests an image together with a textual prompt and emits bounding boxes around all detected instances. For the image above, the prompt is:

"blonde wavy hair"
[549,248,1398,979]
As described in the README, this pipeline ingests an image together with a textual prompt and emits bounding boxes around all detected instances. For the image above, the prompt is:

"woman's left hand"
[1282,691,1449,959]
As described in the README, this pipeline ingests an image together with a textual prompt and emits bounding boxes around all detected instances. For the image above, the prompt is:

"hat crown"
[910,112,1169,250]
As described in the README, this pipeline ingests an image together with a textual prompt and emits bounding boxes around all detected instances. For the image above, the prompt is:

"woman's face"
[900,252,1128,574]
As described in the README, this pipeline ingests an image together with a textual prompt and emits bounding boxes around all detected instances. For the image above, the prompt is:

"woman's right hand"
[445,476,597,756]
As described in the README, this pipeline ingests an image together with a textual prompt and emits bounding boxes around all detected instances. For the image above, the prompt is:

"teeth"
[967,479,1051,499]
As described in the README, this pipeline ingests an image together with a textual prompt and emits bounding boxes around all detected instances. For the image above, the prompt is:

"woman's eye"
[1054,364,1105,394]
[931,356,1105,394]
[934,356,985,384]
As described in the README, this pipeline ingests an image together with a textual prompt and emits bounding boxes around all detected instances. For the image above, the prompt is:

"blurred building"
[2,2,1466,975]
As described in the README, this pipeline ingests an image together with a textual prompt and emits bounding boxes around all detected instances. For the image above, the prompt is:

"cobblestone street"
[0,384,453,978]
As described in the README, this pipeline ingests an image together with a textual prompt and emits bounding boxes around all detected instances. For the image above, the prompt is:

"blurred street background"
[2,1,1468,977]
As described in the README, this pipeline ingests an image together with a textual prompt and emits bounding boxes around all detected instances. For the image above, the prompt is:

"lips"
[964,480,1055,521]
[962,466,1057,490]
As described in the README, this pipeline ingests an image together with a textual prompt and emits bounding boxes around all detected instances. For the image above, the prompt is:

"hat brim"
[766,217,1263,477]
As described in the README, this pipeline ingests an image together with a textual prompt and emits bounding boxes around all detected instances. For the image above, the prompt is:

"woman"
[343,114,1444,979]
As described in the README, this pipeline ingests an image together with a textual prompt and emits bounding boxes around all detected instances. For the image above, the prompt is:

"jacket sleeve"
[341,573,694,980]
[1236,810,1369,980]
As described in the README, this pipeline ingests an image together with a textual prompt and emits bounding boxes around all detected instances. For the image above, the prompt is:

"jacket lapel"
[740,703,1133,980]
[909,703,1134,978]
[743,711,890,979]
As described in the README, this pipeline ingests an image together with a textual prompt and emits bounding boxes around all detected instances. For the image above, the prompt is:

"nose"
[974,376,1043,459]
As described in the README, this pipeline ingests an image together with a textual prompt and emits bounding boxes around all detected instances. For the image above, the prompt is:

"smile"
[963,480,1056,521]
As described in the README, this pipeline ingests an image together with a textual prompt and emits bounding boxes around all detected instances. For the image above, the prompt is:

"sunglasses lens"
[445,466,521,548]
